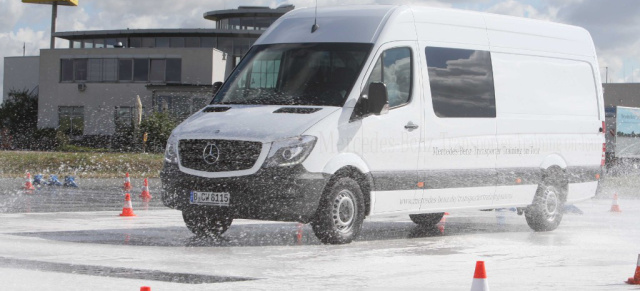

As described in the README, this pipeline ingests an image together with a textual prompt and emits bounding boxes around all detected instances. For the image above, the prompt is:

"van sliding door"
[419,46,498,211]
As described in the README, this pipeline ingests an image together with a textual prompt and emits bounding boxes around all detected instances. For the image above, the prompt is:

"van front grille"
[178,139,262,172]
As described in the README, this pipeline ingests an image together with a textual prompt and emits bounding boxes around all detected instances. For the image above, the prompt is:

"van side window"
[426,47,496,118]
[365,47,412,108]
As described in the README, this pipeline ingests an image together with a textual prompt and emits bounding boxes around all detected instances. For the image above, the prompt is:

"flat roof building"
[3,5,293,140]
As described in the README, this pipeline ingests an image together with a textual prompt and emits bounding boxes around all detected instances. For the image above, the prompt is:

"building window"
[59,106,84,136]
[94,39,105,48]
[365,47,413,108]
[86,59,118,82]
[61,59,74,82]
[150,59,166,82]
[170,37,185,48]
[129,38,141,48]
[201,37,216,48]
[115,106,132,127]
[133,59,149,82]
[156,37,170,48]
[60,58,180,83]
[118,59,133,81]
[103,59,118,82]
[73,59,88,81]
[87,59,103,82]
[426,47,496,118]
[142,38,155,48]
[105,39,117,48]
[185,37,200,48]
[166,59,181,83]
[219,19,229,30]
[84,39,94,49]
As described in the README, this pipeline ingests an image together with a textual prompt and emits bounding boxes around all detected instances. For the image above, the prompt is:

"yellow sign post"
[22,0,78,5]
[22,0,79,49]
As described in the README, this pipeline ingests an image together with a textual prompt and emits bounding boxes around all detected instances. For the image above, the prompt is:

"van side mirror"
[368,82,389,115]
[212,81,223,95]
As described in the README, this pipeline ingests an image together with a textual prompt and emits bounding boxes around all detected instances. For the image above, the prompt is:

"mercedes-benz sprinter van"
[161,5,605,244]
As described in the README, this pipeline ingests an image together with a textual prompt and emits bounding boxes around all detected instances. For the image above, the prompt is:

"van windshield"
[212,43,372,107]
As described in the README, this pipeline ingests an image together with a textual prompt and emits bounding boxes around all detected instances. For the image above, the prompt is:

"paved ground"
[0,174,639,290]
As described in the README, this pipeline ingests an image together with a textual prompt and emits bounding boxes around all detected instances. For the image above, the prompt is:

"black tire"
[182,207,233,238]
[409,213,445,227]
[525,184,564,231]
[312,177,365,244]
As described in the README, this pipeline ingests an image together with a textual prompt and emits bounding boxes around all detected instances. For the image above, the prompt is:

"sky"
[1,0,640,99]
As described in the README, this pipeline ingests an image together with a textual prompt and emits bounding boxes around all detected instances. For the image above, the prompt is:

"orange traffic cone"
[23,172,35,191]
[119,193,136,217]
[140,287,151,291]
[437,214,447,235]
[626,254,640,285]
[140,178,152,202]
[470,261,489,291]
[123,172,132,191]
[296,223,303,244]
[610,194,622,212]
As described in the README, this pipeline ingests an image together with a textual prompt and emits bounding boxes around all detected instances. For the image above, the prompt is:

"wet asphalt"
[0,173,639,290]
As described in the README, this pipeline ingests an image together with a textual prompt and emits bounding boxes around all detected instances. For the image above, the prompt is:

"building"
[2,5,293,138]
[603,83,640,108]
[38,47,225,136]
[2,56,40,100]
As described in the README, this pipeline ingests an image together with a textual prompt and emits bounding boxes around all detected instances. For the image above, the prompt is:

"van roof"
[255,5,596,58]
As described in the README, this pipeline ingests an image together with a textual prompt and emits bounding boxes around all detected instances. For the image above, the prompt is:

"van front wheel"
[525,184,564,231]
[312,178,365,244]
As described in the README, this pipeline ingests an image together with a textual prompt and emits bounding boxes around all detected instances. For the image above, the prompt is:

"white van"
[161,5,605,244]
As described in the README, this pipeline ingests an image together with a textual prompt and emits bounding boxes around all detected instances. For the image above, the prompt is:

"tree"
[0,89,38,149]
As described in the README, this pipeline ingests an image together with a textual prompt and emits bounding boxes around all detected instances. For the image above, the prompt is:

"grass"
[0,151,163,178]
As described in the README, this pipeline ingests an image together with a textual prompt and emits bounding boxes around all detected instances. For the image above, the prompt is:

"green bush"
[140,112,177,153]
[112,124,135,152]
[30,128,69,151]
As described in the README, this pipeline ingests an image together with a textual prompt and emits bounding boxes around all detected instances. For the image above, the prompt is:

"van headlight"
[164,134,179,164]
[263,136,317,167]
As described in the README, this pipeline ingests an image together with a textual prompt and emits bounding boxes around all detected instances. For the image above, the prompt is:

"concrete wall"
[38,47,225,135]
[3,56,40,103]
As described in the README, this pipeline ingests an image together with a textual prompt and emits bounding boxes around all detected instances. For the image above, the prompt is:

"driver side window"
[364,47,412,108]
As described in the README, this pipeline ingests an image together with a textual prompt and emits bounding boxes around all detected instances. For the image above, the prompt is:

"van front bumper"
[160,163,328,223]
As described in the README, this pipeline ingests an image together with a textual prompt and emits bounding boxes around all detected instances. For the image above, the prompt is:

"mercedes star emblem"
[202,143,220,165]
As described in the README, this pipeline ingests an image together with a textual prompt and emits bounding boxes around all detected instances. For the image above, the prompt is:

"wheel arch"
[324,166,373,217]
[540,165,569,202]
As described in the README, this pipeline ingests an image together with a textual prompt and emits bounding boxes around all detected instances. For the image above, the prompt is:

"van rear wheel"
[409,213,445,227]
[182,207,233,238]
[312,177,365,244]
[525,184,564,231]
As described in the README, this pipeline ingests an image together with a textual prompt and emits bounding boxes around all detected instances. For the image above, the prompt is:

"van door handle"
[404,122,419,131]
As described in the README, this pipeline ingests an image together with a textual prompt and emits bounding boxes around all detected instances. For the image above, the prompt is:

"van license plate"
[190,191,230,206]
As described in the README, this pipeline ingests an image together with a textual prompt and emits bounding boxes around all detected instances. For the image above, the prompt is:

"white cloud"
[0,0,26,33]
[485,0,555,20]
